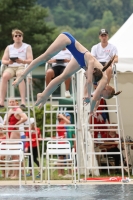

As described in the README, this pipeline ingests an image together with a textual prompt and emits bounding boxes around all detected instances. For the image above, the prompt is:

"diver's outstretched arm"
[90,74,107,112]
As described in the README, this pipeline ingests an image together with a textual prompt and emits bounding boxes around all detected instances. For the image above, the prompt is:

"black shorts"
[52,65,66,78]
[100,62,106,66]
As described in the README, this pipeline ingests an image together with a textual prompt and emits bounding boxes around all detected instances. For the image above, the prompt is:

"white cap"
[24,118,35,125]
[30,118,35,124]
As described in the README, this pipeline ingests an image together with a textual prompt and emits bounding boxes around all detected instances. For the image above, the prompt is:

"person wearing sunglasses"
[0,29,33,110]
[91,29,118,84]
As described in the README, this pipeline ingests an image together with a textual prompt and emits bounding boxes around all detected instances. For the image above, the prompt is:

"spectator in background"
[25,118,41,178]
[4,98,28,139]
[63,112,76,178]
[46,48,72,98]
[0,29,33,109]
[0,123,6,178]
[56,113,70,176]
[99,123,121,174]
[91,29,118,84]
[3,97,27,179]
[65,113,76,150]
[89,98,110,138]
[89,28,118,135]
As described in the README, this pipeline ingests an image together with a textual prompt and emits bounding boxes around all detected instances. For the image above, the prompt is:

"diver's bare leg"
[35,58,80,108]
[12,34,71,86]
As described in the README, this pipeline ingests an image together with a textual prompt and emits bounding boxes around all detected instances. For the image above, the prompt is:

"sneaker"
[65,91,71,98]
[58,174,63,177]
[36,173,41,178]
[63,174,72,178]
[0,174,5,178]
[26,173,32,177]
[10,176,18,179]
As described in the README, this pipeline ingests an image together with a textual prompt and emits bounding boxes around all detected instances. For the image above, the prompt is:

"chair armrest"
[1,64,8,75]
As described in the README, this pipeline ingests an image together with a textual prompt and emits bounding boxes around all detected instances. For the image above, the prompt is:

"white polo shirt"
[91,43,118,62]
[51,49,72,67]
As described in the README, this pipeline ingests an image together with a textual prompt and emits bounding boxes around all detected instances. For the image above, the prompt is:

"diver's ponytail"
[113,91,122,96]
[102,55,116,72]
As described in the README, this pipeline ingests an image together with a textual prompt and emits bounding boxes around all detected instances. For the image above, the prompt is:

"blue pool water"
[0,184,132,200]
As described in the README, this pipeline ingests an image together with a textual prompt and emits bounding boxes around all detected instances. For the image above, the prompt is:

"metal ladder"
[40,63,78,182]
[76,65,129,181]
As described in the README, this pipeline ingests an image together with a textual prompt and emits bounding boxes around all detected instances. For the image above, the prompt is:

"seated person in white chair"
[46,48,72,98]
[0,29,33,109]
[91,29,118,84]
[99,123,122,174]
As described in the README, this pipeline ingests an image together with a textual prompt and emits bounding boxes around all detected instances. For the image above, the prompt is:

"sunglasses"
[14,34,22,37]
[101,34,107,37]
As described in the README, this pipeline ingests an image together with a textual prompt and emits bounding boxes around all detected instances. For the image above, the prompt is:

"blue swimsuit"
[62,32,88,68]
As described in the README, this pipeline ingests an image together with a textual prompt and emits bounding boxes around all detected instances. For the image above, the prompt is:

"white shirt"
[8,42,30,67]
[0,116,4,124]
[91,43,118,62]
[51,49,72,67]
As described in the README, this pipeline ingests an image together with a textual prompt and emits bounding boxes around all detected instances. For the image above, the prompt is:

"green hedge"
[29,104,57,136]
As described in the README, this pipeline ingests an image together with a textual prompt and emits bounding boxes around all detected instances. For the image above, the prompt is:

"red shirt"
[25,127,41,148]
[91,99,110,138]
[56,122,66,144]
[56,124,66,138]
[103,132,119,148]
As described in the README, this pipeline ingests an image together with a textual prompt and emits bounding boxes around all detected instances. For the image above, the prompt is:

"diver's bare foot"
[37,99,47,108]
[12,75,25,86]
[12,79,19,86]
[38,103,44,109]
[35,93,44,106]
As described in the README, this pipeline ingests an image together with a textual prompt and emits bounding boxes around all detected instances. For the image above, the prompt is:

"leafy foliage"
[37,0,133,47]
[1,0,133,58]
[30,104,57,136]
[0,0,57,58]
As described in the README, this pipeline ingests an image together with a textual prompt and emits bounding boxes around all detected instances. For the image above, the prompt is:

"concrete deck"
[0,180,133,185]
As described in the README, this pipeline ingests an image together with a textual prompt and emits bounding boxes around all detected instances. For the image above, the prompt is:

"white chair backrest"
[1,64,8,75]
[0,141,23,151]
[47,140,71,158]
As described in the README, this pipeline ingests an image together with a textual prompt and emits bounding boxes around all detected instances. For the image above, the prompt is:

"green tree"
[82,27,100,51]
[38,0,133,31]
[0,0,57,58]
[101,11,114,34]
